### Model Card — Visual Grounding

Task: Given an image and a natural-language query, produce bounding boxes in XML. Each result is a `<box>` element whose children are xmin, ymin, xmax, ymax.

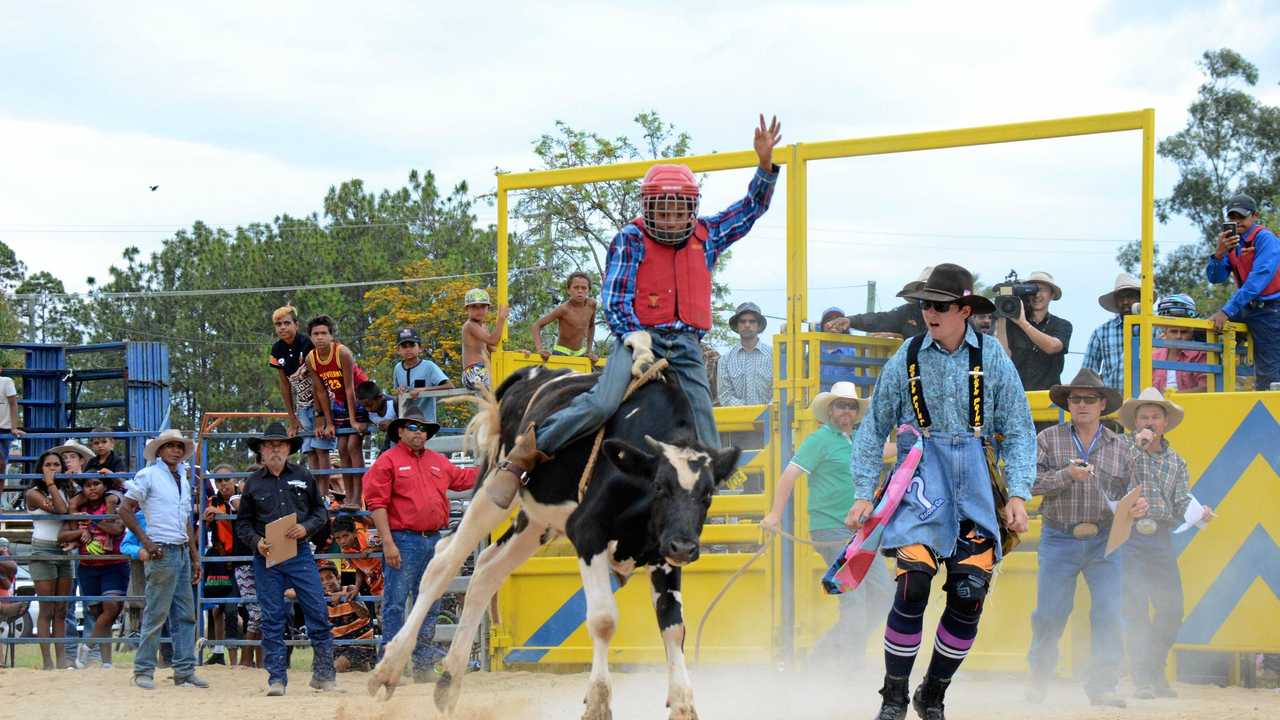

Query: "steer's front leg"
<box><xmin>650</xmin><ymin>564</ymin><xmax>697</xmax><ymax>720</ymax></box>
<box><xmin>578</xmin><ymin>549</ymin><xmax>618</xmax><ymax>720</ymax></box>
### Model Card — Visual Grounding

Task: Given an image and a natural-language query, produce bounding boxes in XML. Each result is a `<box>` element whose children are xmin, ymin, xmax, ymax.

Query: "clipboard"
<box><xmin>1104</xmin><ymin>487</ymin><xmax>1141</xmax><ymax>557</ymax></box>
<box><xmin>264</xmin><ymin>513</ymin><xmax>298</xmax><ymax>568</ymax></box>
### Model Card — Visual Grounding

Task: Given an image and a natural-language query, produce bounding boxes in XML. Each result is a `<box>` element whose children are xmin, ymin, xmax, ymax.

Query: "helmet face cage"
<box><xmin>1156</xmin><ymin>295</ymin><xmax>1198</xmax><ymax>318</ymax></box>
<box><xmin>642</xmin><ymin>192</ymin><xmax>700</xmax><ymax>245</ymax></box>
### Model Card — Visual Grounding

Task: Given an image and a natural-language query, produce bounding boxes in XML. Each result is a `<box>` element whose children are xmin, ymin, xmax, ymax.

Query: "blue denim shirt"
<box><xmin>125</xmin><ymin>459</ymin><xmax>193</xmax><ymax>545</ymax></box>
<box><xmin>851</xmin><ymin>326</ymin><xmax>1035</xmax><ymax>501</ymax></box>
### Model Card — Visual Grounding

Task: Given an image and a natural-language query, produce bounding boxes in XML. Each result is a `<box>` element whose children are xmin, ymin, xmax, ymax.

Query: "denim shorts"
<box><xmin>28</xmin><ymin>540</ymin><xmax>74</xmax><ymax>582</ymax></box>
<box><xmin>78</xmin><ymin>561</ymin><xmax>130</xmax><ymax>599</ymax></box>
<box><xmin>298</xmin><ymin>404</ymin><xmax>336</xmax><ymax>452</ymax></box>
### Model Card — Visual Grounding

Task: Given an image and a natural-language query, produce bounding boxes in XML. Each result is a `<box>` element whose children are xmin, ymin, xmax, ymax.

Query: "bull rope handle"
<box><xmin>573</xmin><ymin>358</ymin><xmax>670</xmax><ymax>501</ymax></box>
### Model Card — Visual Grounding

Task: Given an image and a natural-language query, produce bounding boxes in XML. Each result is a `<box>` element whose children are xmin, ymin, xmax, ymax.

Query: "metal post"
<box><xmin>866</xmin><ymin>280</ymin><xmax>876</xmax><ymax>313</ymax></box>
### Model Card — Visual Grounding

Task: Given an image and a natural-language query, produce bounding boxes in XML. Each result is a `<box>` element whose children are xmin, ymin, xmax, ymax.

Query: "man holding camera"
<box><xmin>994</xmin><ymin>271</ymin><xmax>1073</xmax><ymax>391</ymax></box>
<box><xmin>1206</xmin><ymin>193</ymin><xmax>1280</xmax><ymax>390</ymax></box>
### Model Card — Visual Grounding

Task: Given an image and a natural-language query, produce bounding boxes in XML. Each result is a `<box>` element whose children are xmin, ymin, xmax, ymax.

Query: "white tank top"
<box><xmin>30</xmin><ymin>507</ymin><xmax>63</xmax><ymax>543</ymax></box>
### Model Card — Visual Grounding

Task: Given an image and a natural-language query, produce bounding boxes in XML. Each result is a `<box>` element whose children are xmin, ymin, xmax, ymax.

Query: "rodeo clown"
<box><xmin>488</xmin><ymin>115</ymin><xmax>783</xmax><ymax>500</ymax></box>
<box><xmin>847</xmin><ymin>264</ymin><xmax>1034</xmax><ymax>720</ymax></box>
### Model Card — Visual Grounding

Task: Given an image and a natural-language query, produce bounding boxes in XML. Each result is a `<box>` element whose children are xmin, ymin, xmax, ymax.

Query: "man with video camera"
<box><xmin>994</xmin><ymin>271</ymin><xmax>1073</xmax><ymax>390</ymax></box>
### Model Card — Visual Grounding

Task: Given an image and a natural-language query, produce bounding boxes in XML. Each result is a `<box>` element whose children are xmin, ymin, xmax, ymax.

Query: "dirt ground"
<box><xmin>2</xmin><ymin>664</ymin><xmax>1279</xmax><ymax>720</ymax></box>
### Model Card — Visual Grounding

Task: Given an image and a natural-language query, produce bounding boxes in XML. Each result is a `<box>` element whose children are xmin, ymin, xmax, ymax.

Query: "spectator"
<box><xmin>201</xmin><ymin>466</ymin><xmax>240</xmax><ymax>666</ymax></box>
<box><xmin>460</xmin><ymin>289</ymin><xmax>509</xmax><ymax>392</ymax></box>
<box><xmin>306</xmin><ymin>315</ymin><xmax>369</xmax><ymax>506</ymax></box>
<box><xmin>317</xmin><ymin>561</ymin><xmax>376</xmax><ymax>673</ymax></box>
<box><xmin>1206</xmin><ymin>193</ymin><xmax>1280</xmax><ymax>389</ymax></box>
<box><xmin>718</xmin><ymin>301</ymin><xmax>772</xmax><ymax>406</ymax></box>
<box><xmin>833</xmin><ymin>266</ymin><xmax>932</xmax><ymax>339</ymax></box>
<box><xmin>0</xmin><ymin>538</ymin><xmax>26</xmax><ymax>666</ymax></box>
<box><xmin>1152</xmin><ymin>295</ymin><xmax>1208</xmax><ymax>393</ymax></box>
<box><xmin>1118</xmin><ymin>388</ymin><xmax>1214</xmax><ymax>699</ymax></box>
<box><xmin>64</xmin><ymin>474</ymin><xmax>127</xmax><ymax>669</ymax></box>
<box><xmin>330</xmin><ymin>516</ymin><xmax>383</xmax><ymax>598</ymax></box>
<box><xmin>970</xmin><ymin>312</ymin><xmax>994</xmax><ymax>335</ymax></box>
<box><xmin>84</xmin><ymin>427</ymin><xmax>127</xmax><ymax>481</ymax></box>
<box><xmin>356</xmin><ymin>380</ymin><xmax>397</xmax><ymax>451</ymax></box>
<box><xmin>270</xmin><ymin>305</ymin><xmax>335</xmax><ymax>474</ymax></box>
<box><xmin>762</xmin><ymin>382</ymin><xmax>892</xmax><ymax>667</ymax></box>
<box><xmin>0</xmin><ymin>371</ymin><xmax>24</xmax><ymax>497</ymax></box>
<box><xmin>995</xmin><ymin>271</ymin><xmax>1073</xmax><ymax>390</ymax></box>
<box><xmin>233</xmin><ymin>422</ymin><xmax>335</xmax><ymax>696</ymax></box>
<box><xmin>26</xmin><ymin>450</ymin><xmax>74</xmax><ymax>670</ymax></box>
<box><xmin>1082</xmin><ymin>273</ymin><xmax>1141</xmax><ymax>391</ymax></box>
<box><xmin>701</xmin><ymin>343</ymin><xmax>720</xmax><ymax>404</ymax></box>
<box><xmin>364</xmin><ymin>408</ymin><xmax>478</xmax><ymax>682</ymax></box>
<box><xmin>118</xmin><ymin>430</ymin><xmax>207</xmax><ymax>690</ymax></box>
<box><xmin>532</xmin><ymin>272</ymin><xmax>599</xmax><ymax>362</ymax></box>
<box><xmin>818</xmin><ymin>306</ymin><xmax>859</xmax><ymax>388</ymax></box>
<box><xmin>391</xmin><ymin>327</ymin><xmax>452</xmax><ymax>420</ymax></box>
<box><xmin>53</xmin><ymin>440</ymin><xmax>93</xmax><ymax>485</ymax></box>
<box><xmin>228</xmin><ymin>470</ymin><xmax>263</xmax><ymax>669</ymax></box>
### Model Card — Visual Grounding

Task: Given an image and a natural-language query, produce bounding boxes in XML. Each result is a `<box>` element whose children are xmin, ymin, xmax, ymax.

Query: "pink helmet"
<box><xmin>640</xmin><ymin>164</ymin><xmax>700</xmax><ymax>245</ymax></box>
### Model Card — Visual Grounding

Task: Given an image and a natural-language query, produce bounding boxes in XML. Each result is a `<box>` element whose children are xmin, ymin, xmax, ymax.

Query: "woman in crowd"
<box><xmin>62</xmin><ymin>474</ymin><xmax>128</xmax><ymax>668</ymax></box>
<box><xmin>25</xmin><ymin>450</ymin><xmax>75</xmax><ymax>669</ymax></box>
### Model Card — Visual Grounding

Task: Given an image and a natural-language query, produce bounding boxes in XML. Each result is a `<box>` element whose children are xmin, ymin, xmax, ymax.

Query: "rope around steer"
<box><xmin>575</xmin><ymin>358</ymin><xmax>670</xmax><ymax>501</ymax></box>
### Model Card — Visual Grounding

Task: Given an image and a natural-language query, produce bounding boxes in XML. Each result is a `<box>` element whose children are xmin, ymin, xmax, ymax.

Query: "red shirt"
<box><xmin>363</xmin><ymin>442</ymin><xmax>477</xmax><ymax>532</ymax></box>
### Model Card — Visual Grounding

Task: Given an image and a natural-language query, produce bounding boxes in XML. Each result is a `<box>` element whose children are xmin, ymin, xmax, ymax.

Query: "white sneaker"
<box><xmin>101</xmin><ymin>662</ymin><xmax>113</xmax><ymax>670</ymax></box>
<box><xmin>75</xmin><ymin>644</ymin><xmax>90</xmax><ymax>669</ymax></box>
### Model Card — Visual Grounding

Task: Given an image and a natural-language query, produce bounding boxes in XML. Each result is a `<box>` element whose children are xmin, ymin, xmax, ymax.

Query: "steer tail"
<box><xmin>455</xmin><ymin>384</ymin><xmax>502</xmax><ymax>475</ymax></box>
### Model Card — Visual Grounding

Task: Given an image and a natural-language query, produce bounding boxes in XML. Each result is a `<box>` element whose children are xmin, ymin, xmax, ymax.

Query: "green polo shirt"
<box><xmin>789</xmin><ymin>423</ymin><xmax>858</xmax><ymax>532</ymax></box>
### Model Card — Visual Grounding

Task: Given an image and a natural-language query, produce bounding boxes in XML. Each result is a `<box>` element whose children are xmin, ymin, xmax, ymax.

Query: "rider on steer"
<box><xmin>487</xmin><ymin>115</ymin><xmax>783</xmax><ymax>505</ymax></box>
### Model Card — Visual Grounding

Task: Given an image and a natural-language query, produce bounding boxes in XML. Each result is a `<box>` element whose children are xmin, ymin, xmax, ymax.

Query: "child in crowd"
<box><xmin>531</xmin><ymin>272</ymin><xmax>598</xmax><ymax>362</ymax></box>
<box><xmin>1151</xmin><ymin>294</ymin><xmax>1208</xmax><ymax>393</ymax></box>
<box><xmin>85</xmin><ymin>428</ymin><xmax>127</xmax><ymax>481</ymax></box>
<box><xmin>356</xmin><ymin>380</ymin><xmax>397</xmax><ymax>452</ymax></box>
<box><xmin>201</xmin><ymin>466</ymin><xmax>241</xmax><ymax>666</ymax></box>
<box><xmin>317</xmin><ymin>561</ymin><xmax>376</xmax><ymax>672</ymax></box>
<box><xmin>460</xmin><ymin>289</ymin><xmax>508</xmax><ymax>392</ymax></box>
<box><xmin>306</xmin><ymin>315</ymin><xmax>369</xmax><ymax>506</ymax></box>
<box><xmin>392</xmin><ymin>327</ymin><xmax>452</xmax><ymax>419</ymax></box>
<box><xmin>331</xmin><ymin>516</ymin><xmax>384</xmax><ymax>599</ymax></box>
<box><xmin>63</xmin><ymin>474</ymin><xmax>128</xmax><ymax>668</ymax></box>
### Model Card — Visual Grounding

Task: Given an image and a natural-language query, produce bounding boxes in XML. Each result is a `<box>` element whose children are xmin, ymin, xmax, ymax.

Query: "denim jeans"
<box><xmin>252</xmin><ymin>545</ymin><xmax>335</xmax><ymax>687</ymax></box>
<box><xmin>1120</xmin><ymin>529</ymin><xmax>1183</xmax><ymax>687</ymax></box>
<box><xmin>535</xmin><ymin>331</ymin><xmax>719</xmax><ymax>453</ymax></box>
<box><xmin>134</xmin><ymin>544</ymin><xmax>197</xmax><ymax>679</ymax></box>
<box><xmin>381</xmin><ymin>530</ymin><xmax>445</xmax><ymax>672</ymax></box>
<box><xmin>1027</xmin><ymin>526</ymin><xmax>1123</xmax><ymax>695</ymax></box>
<box><xmin>811</xmin><ymin>527</ymin><xmax>894</xmax><ymax>667</ymax></box>
<box><xmin>1239</xmin><ymin>301</ymin><xmax>1280</xmax><ymax>389</ymax></box>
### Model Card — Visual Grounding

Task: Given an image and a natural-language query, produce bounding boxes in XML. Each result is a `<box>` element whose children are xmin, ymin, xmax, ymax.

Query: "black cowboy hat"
<box><xmin>1048</xmin><ymin>368</ymin><xmax>1123</xmax><ymax>416</ymax></box>
<box><xmin>245</xmin><ymin>421</ymin><xmax>304</xmax><ymax>456</ymax></box>
<box><xmin>387</xmin><ymin>408</ymin><xmax>441</xmax><ymax>444</ymax></box>
<box><xmin>898</xmin><ymin>263</ymin><xmax>996</xmax><ymax>314</ymax></box>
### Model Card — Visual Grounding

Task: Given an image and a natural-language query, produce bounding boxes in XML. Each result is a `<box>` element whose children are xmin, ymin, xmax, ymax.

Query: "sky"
<box><xmin>2</xmin><ymin>0</ymin><xmax>1279</xmax><ymax>369</ymax></box>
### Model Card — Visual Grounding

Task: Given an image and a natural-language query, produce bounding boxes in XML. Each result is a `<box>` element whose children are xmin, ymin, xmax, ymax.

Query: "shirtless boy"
<box><xmin>532</xmin><ymin>272</ymin><xmax>598</xmax><ymax>362</ymax></box>
<box><xmin>460</xmin><ymin>289</ymin><xmax>508</xmax><ymax>391</ymax></box>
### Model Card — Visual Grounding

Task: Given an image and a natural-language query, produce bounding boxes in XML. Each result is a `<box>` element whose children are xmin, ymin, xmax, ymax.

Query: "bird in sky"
<box><xmin>149</xmin><ymin>185</ymin><xmax>159</xmax><ymax>191</ymax></box>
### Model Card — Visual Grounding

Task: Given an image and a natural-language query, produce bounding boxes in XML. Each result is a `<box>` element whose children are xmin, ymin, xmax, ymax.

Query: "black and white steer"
<box><xmin>367</xmin><ymin>357</ymin><xmax>740</xmax><ymax>720</ymax></box>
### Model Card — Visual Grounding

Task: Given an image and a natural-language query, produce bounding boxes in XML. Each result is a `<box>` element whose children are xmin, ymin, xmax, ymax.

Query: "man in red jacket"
<box><xmin>363</xmin><ymin>408</ymin><xmax>477</xmax><ymax>682</ymax></box>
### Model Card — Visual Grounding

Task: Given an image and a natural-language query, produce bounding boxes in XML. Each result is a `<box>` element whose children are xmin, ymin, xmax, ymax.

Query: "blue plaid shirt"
<box><xmin>602</xmin><ymin>166</ymin><xmax>779</xmax><ymax>338</ymax></box>
<box><xmin>1082</xmin><ymin>315</ymin><xmax>1126</xmax><ymax>390</ymax></box>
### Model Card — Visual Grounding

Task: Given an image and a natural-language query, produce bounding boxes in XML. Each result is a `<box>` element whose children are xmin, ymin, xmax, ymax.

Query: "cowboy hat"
<box><xmin>810</xmin><ymin>381</ymin><xmax>867</xmax><ymax>425</ymax></box>
<box><xmin>728</xmin><ymin>302</ymin><xmax>767</xmax><ymax>333</ymax></box>
<box><xmin>899</xmin><ymin>263</ymin><xmax>996</xmax><ymax>314</ymax></box>
<box><xmin>1118</xmin><ymin>387</ymin><xmax>1184</xmax><ymax>433</ymax></box>
<box><xmin>898</xmin><ymin>265</ymin><xmax>935</xmax><ymax>296</ymax></box>
<box><xmin>143</xmin><ymin>429</ymin><xmax>195</xmax><ymax>463</ymax></box>
<box><xmin>1098</xmin><ymin>273</ymin><xmax>1141</xmax><ymax>314</ymax></box>
<box><xmin>50</xmin><ymin>440</ymin><xmax>94</xmax><ymax>462</ymax></box>
<box><xmin>387</xmin><ymin>407</ymin><xmax>441</xmax><ymax>444</ymax></box>
<box><xmin>1048</xmin><ymin>368</ymin><xmax>1123</xmax><ymax>416</ymax></box>
<box><xmin>245</xmin><ymin>421</ymin><xmax>304</xmax><ymax>456</ymax></box>
<box><xmin>1026</xmin><ymin>271</ymin><xmax>1062</xmax><ymax>301</ymax></box>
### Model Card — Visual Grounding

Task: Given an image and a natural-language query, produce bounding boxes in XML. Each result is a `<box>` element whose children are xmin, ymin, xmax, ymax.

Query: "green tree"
<box><xmin>14</xmin><ymin>271</ymin><xmax>83</xmax><ymax>344</ymax></box>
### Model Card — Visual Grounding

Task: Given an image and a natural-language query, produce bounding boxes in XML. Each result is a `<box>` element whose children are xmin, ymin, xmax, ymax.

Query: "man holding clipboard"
<box><xmin>234</xmin><ymin>422</ymin><xmax>335</xmax><ymax>696</ymax></box>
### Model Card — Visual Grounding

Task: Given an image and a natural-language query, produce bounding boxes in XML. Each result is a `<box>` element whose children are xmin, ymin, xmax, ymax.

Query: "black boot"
<box><xmin>911</xmin><ymin>675</ymin><xmax>950</xmax><ymax>720</ymax></box>
<box><xmin>874</xmin><ymin>675</ymin><xmax>910</xmax><ymax>720</ymax></box>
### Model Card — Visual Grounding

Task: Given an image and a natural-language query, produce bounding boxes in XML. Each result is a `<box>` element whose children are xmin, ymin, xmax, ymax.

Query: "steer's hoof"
<box><xmin>668</xmin><ymin>687</ymin><xmax>698</xmax><ymax>720</ymax></box>
<box><xmin>366</xmin><ymin>668</ymin><xmax>400</xmax><ymax>700</ymax></box>
<box><xmin>582</xmin><ymin>680</ymin><xmax>613</xmax><ymax>720</ymax></box>
<box><xmin>434</xmin><ymin>670</ymin><xmax>462</xmax><ymax>714</ymax></box>
<box><xmin>669</xmin><ymin>706</ymin><xmax>699</xmax><ymax>720</ymax></box>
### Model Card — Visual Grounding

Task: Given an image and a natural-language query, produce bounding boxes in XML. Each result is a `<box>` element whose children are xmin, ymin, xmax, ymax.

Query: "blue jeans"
<box><xmin>252</xmin><ymin>545</ymin><xmax>335</xmax><ymax>686</ymax></box>
<box><xmin>134</xmin><ymin>544</ymin><xmax>197</xmax><ymax>679</ymax></box>
<box><xmin>1027</xmin><ymin>526</ymin><xmax>1124</xmax><ymax>695</ymax></box>
<box><xmin>298</xmin><ymin>405</ymin><xmax>337</xmax><ymax>452</ymax></box>
<box><xmin>1120</xmin><ymin>529</ymin><xmax>1183</xmax><ymax>687</ymax></box>
<box><xmin>536</xmin><ymin>331</ymin><xmax>719</xmax><ymax>453</ymax></box>
<box><xmin>381</xmin><ymin>530</ymin><xmax>445</xmax><ymax>672</ymax></box>
<box><xmin>811</xmin><ymin>527</ymin><xmax>894</xmax><ymax>666</ymax></box>
<box><xmin>1239</xmin><ymin>301</ymin><xmax>1280</xmax><ymax>389</ymax></box>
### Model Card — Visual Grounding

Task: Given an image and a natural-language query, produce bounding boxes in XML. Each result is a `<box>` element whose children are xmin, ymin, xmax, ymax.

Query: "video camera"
<box><xmin>992</xmin><ymin>270</ymin><xmax>1039</xmax><ymax>319</ymax></box>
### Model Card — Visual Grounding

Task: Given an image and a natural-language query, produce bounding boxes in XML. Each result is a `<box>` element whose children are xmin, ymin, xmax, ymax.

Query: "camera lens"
<box><xmin>995</xmin><ymin>295</ymin><xmax>1022</xmax><ymax>318</ymax></box>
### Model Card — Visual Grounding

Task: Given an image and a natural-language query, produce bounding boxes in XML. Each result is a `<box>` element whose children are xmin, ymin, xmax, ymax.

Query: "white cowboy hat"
<box><xmin>50</xmin><ymin>440</ymin><xmax>94</xmax><ymax>462</ymax></box>
<box><xmin>144</xmin><ymin>429</ymin><xmax>195</xmax><ymax>463</ymax></box>
<box><xmin>1026</xmin><ymin>271</ymin><xmax>1063</xmax><ymax>301</ymax></box>
<box><xmin>1098</xmin><ymin>272</ymin><xmax>1141</xmax><ymax>314</ymax></box>
<box><xmin>810</xmin><ymin>381</ymin><xmax>867</xmax><ymax>425</ymax></box>
<box><xmin>1118</xmin><ymin>387</ymin><xmax>1184</xmax><ymax>433</ymax></box>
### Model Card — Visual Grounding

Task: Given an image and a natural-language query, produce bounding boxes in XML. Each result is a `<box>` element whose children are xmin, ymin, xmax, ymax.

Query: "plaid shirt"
<box><xmin>1127</xmin><ymin>435</ymin><xmax>1192</xmax><ymax>524</ymax></box>
<box><xmin>718</xmin><ymin>342</ymin><xmax>772</xmax><ymax>406</ymax></box>
<box><xmin>1033</xmin><ymin>422</ymin><xmax>1133</xmax><ymax>526</ymax></box>
<box><xmin>1082</xmin><ymin>315</ymin><xmax>1127</xmax><ymax>390</ymax></box>
<box><xmin>602</xmin><ymin>166</ymin><xmax>779</xmax><ymax>338</ymax></box>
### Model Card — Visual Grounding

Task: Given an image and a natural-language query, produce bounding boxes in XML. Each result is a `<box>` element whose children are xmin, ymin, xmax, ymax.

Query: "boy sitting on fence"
<box><xmin>460</xmin><ymin>289</ymin><xmax>508</xmax><ymax>391</ymax></box>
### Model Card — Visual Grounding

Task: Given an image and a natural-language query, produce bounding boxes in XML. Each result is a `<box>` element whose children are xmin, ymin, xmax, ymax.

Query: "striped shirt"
<box><xmin>1082</xmin><ymin>315</ymin><xmax>1127</xmax><ymax>390</ymax></box>
<box><xmin>1127</xmin><ymin>435</ymin><xmax>1191</xmax><ymax>524</ymax></box>
<box><xmin>602</xmin><ymin>166</ymin><xmax>779</xmax><ymax>338</ymax></box>
<box><xmin>1032</xmin><ymin>422</ymin><xmax>1133</xmax><ymax>527</ymax></box>
<box><xmin>718</xmin><ymin>342</ymin><xmax>773</xmax><ymax>406</ymax></box>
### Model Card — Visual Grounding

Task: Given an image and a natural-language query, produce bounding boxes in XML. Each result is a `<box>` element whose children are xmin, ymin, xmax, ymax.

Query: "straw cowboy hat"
<box><xmin>50</xmin><ymin>440</ymin><xmax>94</xmax><ymax>462</ymax></box>
<box><xmin>387</xmin><ymin>407</ymin><xmax>441</xmax><ymax>444</ymax></box>
<box><xmin>143</xmin><ymin>429</ymin><xmax>195</xmax><ymax>463</ymax></box>
<box><xmin>1048</xmin><ymin>368</ymin><xmax>1123</xmax><ymax>415</ymax></box>
<box><xmin>245</xmin><ymin>421</ymin><xmax>304</xmax><ymax>456</ymax></box>
<box><xmin>1118</xmin><ymin>387</ymin><xmax>1184</xmax><ymax>433</ymax></box>
<box><xmin>1098</xmin><ymin>273</ymin><xmax>1141</xmax><ymax>314</ymax></box>
<box><xmin>899</xmin><ymin>263</ymin><xmax>996</xmax><ymax>314</ymax></box>
<box><xmin>810</xmin><ymin>381</ymin><xmax>868</xmax><ymax>425</ymax></box>
<box><xmin>728</xmin><ymin>302</ymin><xmax>767</xmax><ymax>333</ymax></box>
<box><xmin>1026</xmin><ymin>271</ymin><xmax>1063</xmax><ymax>301</ymax></box>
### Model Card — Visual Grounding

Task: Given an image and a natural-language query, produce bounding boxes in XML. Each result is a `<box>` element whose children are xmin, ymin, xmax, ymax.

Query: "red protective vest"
<box><xmin>1226</xmin><ymin>224</ymin><xmax>1280</xmax><ymax>297</ymax></box>
<box><xmin>631</xmin><ymin>219</ymin><xmax>713</xmax><ymax>331</ymax></box>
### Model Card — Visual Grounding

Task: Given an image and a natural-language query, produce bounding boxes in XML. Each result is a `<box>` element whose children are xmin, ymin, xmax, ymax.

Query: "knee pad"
<box><xmin>945</xmin><ymin>573</ymin><xmax>988</xmax><ymax>612</ymax></box>
<box><xmin>896</xmin><ymin>570</ymin><xmax>933</xmax><ymax>605</ymax></box>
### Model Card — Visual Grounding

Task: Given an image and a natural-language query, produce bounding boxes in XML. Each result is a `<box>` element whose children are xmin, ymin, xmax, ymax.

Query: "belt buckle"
<box><xmin>1071</xmin><ymin>522</ymin><xmax>1099</xmax><ymax>539</ymax></box>
<box><xmin>1135</xmin><ymin>519</ymin><xmax>1158</xmax><ymax>536</ymax></box>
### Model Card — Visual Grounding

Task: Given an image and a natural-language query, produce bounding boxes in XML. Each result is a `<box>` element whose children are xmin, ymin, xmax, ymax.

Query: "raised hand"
<box><xmin>754</xmin><ymin>114</ymin><xmax>782</xmax><ymax>170</ymax></box>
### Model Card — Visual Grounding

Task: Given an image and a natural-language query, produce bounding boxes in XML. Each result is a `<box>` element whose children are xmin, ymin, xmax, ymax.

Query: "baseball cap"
<box><xmin>396</xmin><ymin>328</ymin><xmax>421</xmax><ymax>345</ymax></box>
<box><xmin>1226</xmin><ymin>194</ymin><xmax>1257</xmax><ymax>218</ymax></box>
<box><xmin>464</xmin><ymin>288</ymin><xmax>491</xmax><ymax>307</ymax></box>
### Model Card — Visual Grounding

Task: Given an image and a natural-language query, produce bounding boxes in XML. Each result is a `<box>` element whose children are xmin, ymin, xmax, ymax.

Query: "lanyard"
<box><xmin>1070</xmin><ymin>427</ymin><xmax>1099</xmax><ymax>463</ymax></box>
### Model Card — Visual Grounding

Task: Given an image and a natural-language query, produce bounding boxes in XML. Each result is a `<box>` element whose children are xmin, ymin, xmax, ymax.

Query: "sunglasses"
<box><xmin>401</xmin><ymin>422</ymin><xmax>431</xmax><ymax>433</ymax></box>
<box><xmin>831</xmin><ymin>400</ymin><xmax>860</xmax><ymax>411</ymax></box>
<box><xmin>916</xmin><ymin>299</ymin><xmax>955</xmax><ymax>313</ymax></box>
<box><xmin>1068</xmin><ymin>395</ymin><xmax>1103</xmax><ymax>405</ymax></box>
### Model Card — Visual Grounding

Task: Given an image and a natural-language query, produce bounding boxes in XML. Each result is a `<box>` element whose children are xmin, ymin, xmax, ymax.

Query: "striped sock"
<box><xmin>926</xmin><ymin>601</ymin><xmax>981</xmax><ymax>681</ymax></box>
<box><xmin>883</xmin><ymin>591</ymin><xmax>926</xmax><ymax>678</ymax></box>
